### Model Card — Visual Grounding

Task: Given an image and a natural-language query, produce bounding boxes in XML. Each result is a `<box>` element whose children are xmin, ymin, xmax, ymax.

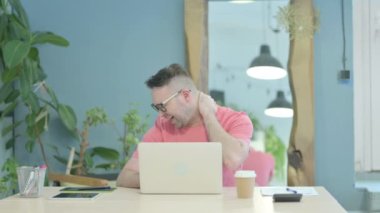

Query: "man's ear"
<box><xmin>182</xmin><ymin>89</ymin><xmax>192</xmax><ymax>101</ymax></box>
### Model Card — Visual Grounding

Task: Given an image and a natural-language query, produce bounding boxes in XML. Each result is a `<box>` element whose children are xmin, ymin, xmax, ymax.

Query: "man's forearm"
<box><xmin>116</xmin><ymin>169</ymin><xmax>140</xmax><ymax>188</ymax></box>
<box><xmin>202</xmin><ymin>113</ymin><xmax>249</xmax><ymax>170</ymax></box>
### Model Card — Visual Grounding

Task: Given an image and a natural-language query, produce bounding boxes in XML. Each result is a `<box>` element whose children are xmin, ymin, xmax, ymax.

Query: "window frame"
<box><xmin>353</xmin><ymin>0</ymin><xmax>380</xmax><ymax>172</ymax></box>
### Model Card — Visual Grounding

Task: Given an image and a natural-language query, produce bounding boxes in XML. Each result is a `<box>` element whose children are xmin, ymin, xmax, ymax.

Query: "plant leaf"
<box><xmin>95</xmin><ymin>163</ymin><xmax>116</xmax><ymax>170</ymax></box>
<box><xmin>0</xmin><ymin>14</ymin><xmax>8</xmax><ymax>41</ymax></box>
<box><xmin>31</xmin><ymin>32</ymin><xmax>69</xmax><ymax>47</ymax></box>
<box><xmin>19</xmin><ymin>64</ymin><xmax>32</xmax><ymax>100</ymax></box>
<box><xmin>25</xmin><ymin>93</ymin><xmax>40</xmax><ymax>113</ymax></box>
<box><xmin>44</xmin><ymin>84</ymin><xmax>58</xmax><ymax>106</ymax></box>
<box><xmin>3</xmin><ymin>40</ymin><xmax>31</xmax><ymax>69</ymax></box>
<box><xmin>9</xmin><ymin>14</ymin><xmax>30</xmax><ymax>40</ymax></box>
<box><xmin>25</xmin><ymin>140</ymin><xmax>34</xmax><ymax>153</ymax></box>
<box><xmin>91</xmin><ymin>147</ymin><xmax>120</xmax><ymax>161</ymax></box>
<box><xmin>1</xmin><ymin>66</ymin><xmax>21</xmax><ymax>83</ymax></box>
<box><xmin>58</xmin><ymin>104</ymin><xmax>77</xmax><ymax>132</ymax></box>
<box><xmin>8</xmin><ymin>0</ymin><xmax>30</xmax><ymax>28</ymax></box>
<box><xmin>0</xmin><ymin>83</ymin><xmax>13</xmax><ymax>103</ymax></box>
<box><xmin>25</xmin><ymin>110</ymin><xmax>46</xmax><ymax>139</ymax></box>
<box><xmin>5</xmin><ymin>138</ymin><xmax>15</xmax><ymax>150</ymax></box>
<box><xmin>1</xmin><ymin>102</ymin><xmax>17</xmax><ymax>118</ymax></box>
<box><xmin>1</xmin><ymin>120</ymin><xmax>22</xmax><ymax>137</ymax></box>
<box><xmin>53</xmin><ymin>155</ymin><xmax>68</xmax><ymax>165</ymax></box>
<box><xmin>4</xmin><ymin>89</ymin><xmax>20</xmax><ymax>103</ymax></box>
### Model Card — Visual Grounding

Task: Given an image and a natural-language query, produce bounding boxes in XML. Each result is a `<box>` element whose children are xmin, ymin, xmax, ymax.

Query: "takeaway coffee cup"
<box><xmin>17</xmin><ymin>165</ymin><xmax>47</xmax><ymax>198</ymax></box>
<box><xmin>235</xmin><ymin>170</ymin><xmax>256</xmax><ymax>199</ymax></box>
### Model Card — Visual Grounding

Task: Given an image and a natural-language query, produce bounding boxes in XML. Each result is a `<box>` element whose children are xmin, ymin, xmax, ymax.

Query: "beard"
<box><xmin>167</xmin><ymin>106</ymin><xmax>194</xmax><ymax>129</ymax></box>
<box><xmin>170</xmin><ymin>116</ymin><xmax>185</xmax><ymax>129</ymax></box>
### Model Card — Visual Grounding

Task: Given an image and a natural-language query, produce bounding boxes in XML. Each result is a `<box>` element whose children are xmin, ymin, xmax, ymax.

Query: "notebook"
<box><xmin>138</xmin><ymin>142</ymin><xmax>223</xmax><ymax>194</ymax></box>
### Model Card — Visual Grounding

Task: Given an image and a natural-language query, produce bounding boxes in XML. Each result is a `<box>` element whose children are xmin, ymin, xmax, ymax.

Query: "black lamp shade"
<box><xmin>264</xmin><ymin>90</ymin><xmax>293</xmax><ymax>118</ymax></box>
<box><xmin>246</xmin><ymin>44</ymin><xmax>287</xmax><ymax>80</ymax></box>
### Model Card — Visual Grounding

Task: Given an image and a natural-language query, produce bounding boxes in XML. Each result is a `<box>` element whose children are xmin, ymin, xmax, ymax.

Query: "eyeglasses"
<box><xmin>151</xmin><ymin>90</ymin><xmax>182</xmax><ymax>112</ymax></box>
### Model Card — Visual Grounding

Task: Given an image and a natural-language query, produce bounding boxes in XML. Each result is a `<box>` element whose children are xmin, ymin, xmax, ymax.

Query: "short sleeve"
<box><xmin>218</xmin><ymin>108</ymin><xmax>253</xmax><ymax>144</ymax></box>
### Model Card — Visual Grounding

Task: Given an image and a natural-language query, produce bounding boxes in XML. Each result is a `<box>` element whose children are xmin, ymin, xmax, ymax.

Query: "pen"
<box><xmin>286</xmin><ymin>187</ymin><xmax>298</xmax><ymax>194</ymax></box>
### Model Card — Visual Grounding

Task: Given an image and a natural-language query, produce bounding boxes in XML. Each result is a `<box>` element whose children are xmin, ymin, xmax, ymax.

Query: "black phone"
<box><xmin>273</xmin><ymin>193</ymin><xmax>302</xmax><ymax>202</ymax></box>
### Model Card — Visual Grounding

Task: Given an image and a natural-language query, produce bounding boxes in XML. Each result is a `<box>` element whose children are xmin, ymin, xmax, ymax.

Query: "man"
<box><xmin>116</xmin><ymin>64</ymin><xmax>253</xmax><ymax>187</ymax></box>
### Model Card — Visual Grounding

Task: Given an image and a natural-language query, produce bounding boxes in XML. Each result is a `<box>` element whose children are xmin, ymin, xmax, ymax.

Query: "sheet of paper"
<box><xmin>260</xmin><ymin>187</ymin><xmax>319</xmax><ymax>196</ymax></box>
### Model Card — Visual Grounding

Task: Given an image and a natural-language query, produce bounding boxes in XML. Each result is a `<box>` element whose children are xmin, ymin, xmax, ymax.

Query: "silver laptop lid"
<box><xmin>139</xmin><ymin>142</ymin><xmax>222</xmax><ymax>194</ymax></box>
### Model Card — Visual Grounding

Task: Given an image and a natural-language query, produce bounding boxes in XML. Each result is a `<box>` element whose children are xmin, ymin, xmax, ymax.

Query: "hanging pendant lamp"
<box><xmin>264</xmin><ymin>90</ymin><xmax>293</xmax><ymax>118</ymax></box>
<box><xmin>246</xmin><ymin>44</ymin><xmax>287</xmax><ymax>80</ymax></box>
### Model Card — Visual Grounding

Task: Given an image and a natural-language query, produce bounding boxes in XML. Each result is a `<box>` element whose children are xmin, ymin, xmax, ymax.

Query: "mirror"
<box><xmin>208</xmin><ymin>0</ymin><xmax>291</xmax><ymax>186</ymax></box>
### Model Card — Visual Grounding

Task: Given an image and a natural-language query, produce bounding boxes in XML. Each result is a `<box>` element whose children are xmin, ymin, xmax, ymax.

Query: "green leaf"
<box><xmin>44</xmin><ymin>84</ymin><xmax>58</xmax><ymax>106</ymax></box>
<box><xmin>90</xmin><ymin>147</ymin><xmax>120</xmax><ymax>161</ymax></box>
<box><xmin>84</xmin><ymin>152</ymin><xmax>94</xmax><ymax>170</ymax></box>
<box><xmin>85</xmin><ymin>107</ymin><xmax>108</xmax><ymax>127</ymax></box>
<box><xmin>8</xmin><ymin>0</ymin><xmax>30</xmax><ymax>28</ymax></box>
<box><xmin>28</xmin><ymin>47</ymin><xmax>39</xmax><ymax>61</ymax></box>
<box><xmin>0</xmin><ymin>83</ymin><xmax>13</xmax><ymax>103</ymax></box>
<box><xmin>1</xmin><ymin>66</ymin><xmax>20</xmax><ymax>84</ymax></box>
<box><xmin>58</xmin><ymin>104</ymin><xmax>77</xmax><ymax>132</ymax></box>
<box><xmin>22</xmin><ymin>59</ymin><xmax>34</xmax><ymax>85</ymax></box>
<box><xmin>1</xmin><ymin>120</ymin><xmax>22</xmax><ymax>137</ymax></box>
<box><xmin>4</xmin><ymin>89</ymin><xmax>20</xmax><ymax>103</ymax></box>
<box><xmin>24</xmin><ymin>57</ymin><xmax>39</xmax><ymax>84</ymax></box>
<box><xmin>5</xmin><ymin>138</ymin><xmax>15</xmax><ymax>150</ymax></box>
<box><xmin>94</xmin><ymin>163</ymin><xmax>116</xmax><ymax>170</ymax></box>
<box><xmin>35</xmin><ymin>106</ymin><xmax>48</xmax><ymax>123</ymax></box>
<box><xmin>25</xmin><ymin>140</ymin><xmax>34</xmax><ymax>153</ymax></box>
<box><xmin>2</xmin><ymin>123</ymin><xmax>14</xmax><ymax>137</ymax></box>
<box><xmin>3</xmin><ymin>40</ymin><xmax>31</xmax><ymax>69</ymax></box>
<box><xmin>19</xmin><ymin>64</ymin><xmax>31</xmax><ymax>99</ymax></box>
<box><xmin>26</xmin><ymin>112</ymin><xmax>46</xmax><ymax>139</ymax></box>
<box><xmin>25</xmin><ymin>93</ymin><xmax>40</xmax><ymax>113</ymax></box>
<box><xmin>1</xmin><ymin>102</ymin><xmax>17</xmax><ymax>118</ymax></box>
<box><xmin>53</xmin><ymin>155</ymin><xmax>68</xmax><ymax>165</ymax></box>
<box><xmin>9</xmin><ymin>14</ymin><xmax>30</xmax><ymax>40</ymax></box>
<box><xmin>0</xmin><ymin>14</ymin><xmax>8</xmax><ymax>41</ymax></box>
<box><xmin>25</xmin><ymin>110</ymin><xmax>45</xmax><ymax>139</ymax></box>
<box><xmin>31</xmin><ymin>32</ymin><xmax>69</xmax><ymax>47</ymax></box>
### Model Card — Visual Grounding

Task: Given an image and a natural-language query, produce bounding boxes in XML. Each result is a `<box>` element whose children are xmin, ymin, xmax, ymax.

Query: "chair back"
<box><xmin>241</xmin><ymin>147</ymin><xmax>275</xmax><ymax>186</ymax></box>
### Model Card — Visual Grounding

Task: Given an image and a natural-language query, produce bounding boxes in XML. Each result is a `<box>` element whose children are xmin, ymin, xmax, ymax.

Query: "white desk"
<box><xmin>0</xmin><ymin>187</ymin><xmax>346</xmax><ymax>213</ymax></box>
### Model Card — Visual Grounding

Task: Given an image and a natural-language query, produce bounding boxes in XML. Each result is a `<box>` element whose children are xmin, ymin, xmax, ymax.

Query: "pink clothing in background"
<box><xmin>125</xmin><ymin>106</ymin><xmax>253</xmax><ymax>186</ymax></box>
<box><xmin>242</xmin><ymin>147</ymin><xmax>275</xmax><ymax>186</ymax></box>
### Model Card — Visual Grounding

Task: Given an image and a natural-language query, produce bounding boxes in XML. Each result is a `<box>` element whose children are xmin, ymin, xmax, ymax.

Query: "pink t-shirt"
<box><xmin>125</xmin><ymin>106</ymin><xmax>253</xmax><ymax>186</ymax></box>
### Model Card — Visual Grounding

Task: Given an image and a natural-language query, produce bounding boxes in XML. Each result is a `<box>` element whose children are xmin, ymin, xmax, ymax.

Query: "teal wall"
<box><xmin>7</xmin><ymin>0</ymin><xmax>365</xmax><ymax>210</ymax></box>
<box><xmin>314</xmin><ymin>0</ymin><xmax>364</xmax><ymax>210</ymax></box>
<box><xmin>16</xmin><ymin>0</ymin><xmax>185</xmax><ymax>169</ymax></box>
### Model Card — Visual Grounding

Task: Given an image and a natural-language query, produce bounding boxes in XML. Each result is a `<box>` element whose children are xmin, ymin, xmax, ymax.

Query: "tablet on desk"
<box><xmin>50</xmin><ymin>192</ymin><xmax>100</xmax><ymax>200</ymax></box>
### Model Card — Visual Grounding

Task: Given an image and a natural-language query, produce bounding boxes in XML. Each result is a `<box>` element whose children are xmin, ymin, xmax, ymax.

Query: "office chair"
<box><xmin>241</xmin><ymin>147</ymin><xmax>275</xmax><ymax>186</ymax></box>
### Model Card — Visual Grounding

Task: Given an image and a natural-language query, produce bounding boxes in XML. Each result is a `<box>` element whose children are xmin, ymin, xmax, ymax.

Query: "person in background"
<box><xmin>116</xmin><ymin>63</ymin><xmax>253</xmax><ymax>187</ymax></box>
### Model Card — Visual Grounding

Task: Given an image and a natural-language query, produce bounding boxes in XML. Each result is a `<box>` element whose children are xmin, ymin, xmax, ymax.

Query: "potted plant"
<box><xmin>0</xmin><ymin>0</ymin><xmax>77</xmax><ymax>196</ymax></box>
<box><xmin>53</xmin><ymin>107</ymin><xmax>119</xmax><ymax>176</ymax></box>
<box><xmin>52</xmin><ymin>105</ymin><xmax>149</xmax><ymax>179</ymax></box>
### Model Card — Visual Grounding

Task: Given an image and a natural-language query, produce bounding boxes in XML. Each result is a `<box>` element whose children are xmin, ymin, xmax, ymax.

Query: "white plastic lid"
<box><xmin>234</xmin><ymin>170</ymin><xmax>256</xmax><ymax>178</ymax></box>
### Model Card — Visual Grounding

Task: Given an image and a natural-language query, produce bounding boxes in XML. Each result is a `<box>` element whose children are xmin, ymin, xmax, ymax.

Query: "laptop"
<box><xmin>138</xmin><ymin>142</ymin><xmax>222</xmax><ymax>194</ymax></box>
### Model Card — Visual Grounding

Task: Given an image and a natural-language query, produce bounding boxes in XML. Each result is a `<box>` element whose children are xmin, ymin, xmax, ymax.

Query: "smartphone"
<box><xmin>273</xmin><ymin>193</ymin><xmax>302</xmax><ymax>202</ymax></box>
